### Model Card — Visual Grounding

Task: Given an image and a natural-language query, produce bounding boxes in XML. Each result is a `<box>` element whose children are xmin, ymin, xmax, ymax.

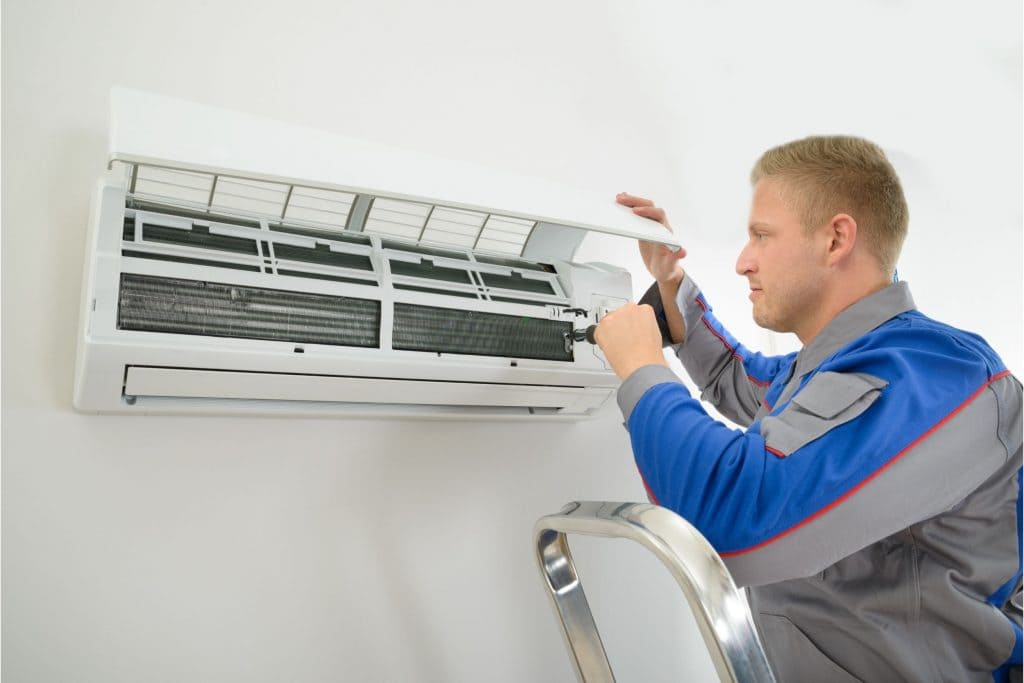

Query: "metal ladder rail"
<box><xmin>534</xmin><ymin>501</ymin><xmax>776</xmax><ymax>683</ymax></box>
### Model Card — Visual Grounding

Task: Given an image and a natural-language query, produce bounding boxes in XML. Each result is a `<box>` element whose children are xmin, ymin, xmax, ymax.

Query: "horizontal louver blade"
<box><xmin>118</xmin><ymin>274</ymin><xmax>380</xmax><ymax>347</ymax></box>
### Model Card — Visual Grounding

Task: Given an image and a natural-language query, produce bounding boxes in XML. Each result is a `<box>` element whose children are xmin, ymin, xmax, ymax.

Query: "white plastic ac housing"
<box><xmin>73</xmin><ymin>88</ymin><xmax>681</xmax><ymax>419</ymax></box>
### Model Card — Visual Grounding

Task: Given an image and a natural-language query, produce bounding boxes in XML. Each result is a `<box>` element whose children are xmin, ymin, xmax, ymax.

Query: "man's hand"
<box><xmin>593</xmin><ymin>303</ymin><xmax>668</xmax><ymax>380</ymax></box>
<box><xmin>617</xmin><ymin>192</ymin><xmax>690</xmax><ymax>344</ymax></box>
<box><xmin>616</xmin><ymin>192</ymin><xmax>687</xmax><ymax>284</ymax></box>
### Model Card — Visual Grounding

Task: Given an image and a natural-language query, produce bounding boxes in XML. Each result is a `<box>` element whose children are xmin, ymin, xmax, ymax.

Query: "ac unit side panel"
<box><xmin>75</xmin><ymin>177</ymin><xmax>132</xmax><ymax>410</ymax></box>
<box><xmin>73</xmin><ymin>340</ymin><xmax>131</xmax><ymax>413</ymax></box>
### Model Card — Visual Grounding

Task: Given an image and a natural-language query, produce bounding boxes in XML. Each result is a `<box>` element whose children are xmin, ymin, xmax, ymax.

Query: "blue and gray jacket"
<box><xmin>621</xmin><ymin>275</ymin><xmax>1022</xmax><ymax>683</ymax></box>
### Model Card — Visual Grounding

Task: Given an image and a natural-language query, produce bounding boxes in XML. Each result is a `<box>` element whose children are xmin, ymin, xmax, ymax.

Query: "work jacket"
<box><xmin>618</xmin><ymin>276</ymin><xmax>1022</xmax><ymax>682</ymax></box>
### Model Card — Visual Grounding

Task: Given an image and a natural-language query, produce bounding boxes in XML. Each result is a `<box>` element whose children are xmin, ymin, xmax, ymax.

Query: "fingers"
<box><xmin>598</xmin><ymin>302</ymin><xmax>656</xmax><ymax>328</ymax></box>
<box><xmin>616</xmin><ymin>192</ymin><xmax>670</xmax><ymax>229</ymax></box>
<box><xmin>639</xmin><ymin>241</ymin><xmax>684</xmax><ymax>257</ymax></box>
<box><xmin>632</xmin><ymin>205</ymin><xmax>668</xmax><ymax>227</ymax></box>
<box><xmin>615</xmin><ymin>192</ymin><xmax>654</xmax><ymax>208</ymax></box>
<box><xmin>592</xmin><ymin>302</ymin><xmax>667</xmax><ymax>379</ymax></box>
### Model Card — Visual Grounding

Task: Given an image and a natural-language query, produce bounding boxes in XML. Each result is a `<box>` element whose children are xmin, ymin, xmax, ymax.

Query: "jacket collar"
<box><xmin>793</xmin><ymin>281</ymin><xmax>916</xmax><ymax>378</ymax></box>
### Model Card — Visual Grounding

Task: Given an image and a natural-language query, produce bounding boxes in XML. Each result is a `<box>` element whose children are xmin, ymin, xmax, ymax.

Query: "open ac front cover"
<box><xmin>72</xmin><ymin>89</ymin><xmax>681</xmax><ymax>420</ymax></box>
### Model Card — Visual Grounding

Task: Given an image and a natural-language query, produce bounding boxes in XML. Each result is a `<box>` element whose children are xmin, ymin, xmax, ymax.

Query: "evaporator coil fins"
<box><xmin>117</xmin><ymin>273</ymin><xmax>380</xmax><ymax>347</ymax></box>
<box><xmin>392</xmin><ymin>303</ymin><xmax>572</xmax><ymax>361</ymax></box>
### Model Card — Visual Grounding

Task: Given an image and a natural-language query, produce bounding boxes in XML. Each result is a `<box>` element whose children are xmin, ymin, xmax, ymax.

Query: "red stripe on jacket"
<box><xmin>721</xmin><ymin>370</ymin><xmax>1013</xmax><ymax>558</ymax></box>
<box><xmin>695</xmin><ymin>297</ymin><xmax>772</xmax><ymax>388</ymax></box>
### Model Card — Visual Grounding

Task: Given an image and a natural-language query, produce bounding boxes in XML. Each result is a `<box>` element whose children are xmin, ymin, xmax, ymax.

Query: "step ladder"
<box><xmin>534</xmin><ymin>501</ymin><xmax>776</xmax><ymax>683</ymax></box>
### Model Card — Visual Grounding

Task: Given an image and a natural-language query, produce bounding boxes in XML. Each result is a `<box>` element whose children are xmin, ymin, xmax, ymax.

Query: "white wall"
<box><xmin>3</xmin><ymin>1</ymin><xmax>1020</xmax><ymax>682</ymax></box>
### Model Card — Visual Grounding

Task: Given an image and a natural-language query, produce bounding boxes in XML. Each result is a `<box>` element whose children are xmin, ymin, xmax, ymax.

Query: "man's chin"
<box><xmin>752</xmin><ymin>311</ymin><xmax>783</xmax><ymax>333</ymax></box>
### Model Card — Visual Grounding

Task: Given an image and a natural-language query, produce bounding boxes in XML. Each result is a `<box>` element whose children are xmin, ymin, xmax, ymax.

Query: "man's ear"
<box><xmin>825</xmin><ymin>213</ymin><xmax>857</xmax><ymax>266</ymax></box>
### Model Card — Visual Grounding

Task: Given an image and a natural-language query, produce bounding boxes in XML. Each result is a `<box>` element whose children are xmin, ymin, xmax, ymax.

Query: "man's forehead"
<box><xmin>751</xmin><ymin>177</ymin><xmax>787</xmax><ymax>203</ymax></box>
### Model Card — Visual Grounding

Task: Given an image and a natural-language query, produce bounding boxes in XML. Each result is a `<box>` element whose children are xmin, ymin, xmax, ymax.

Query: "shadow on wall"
<box><xmin>322</xmin><ymin>417</ymin><xmax>598</xmax><ymax>679</ymax></box>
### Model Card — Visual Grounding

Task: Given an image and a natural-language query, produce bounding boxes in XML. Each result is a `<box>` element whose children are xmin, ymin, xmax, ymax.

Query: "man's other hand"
<box><xmin>616</xmin><ymin>192</ymin><xmax>687</xmax><ymax>285</ymax></box>
<box><xmin>593</xmin><ymin>303</ymin><xmax>668</xmax><ymax>380</ymax></box>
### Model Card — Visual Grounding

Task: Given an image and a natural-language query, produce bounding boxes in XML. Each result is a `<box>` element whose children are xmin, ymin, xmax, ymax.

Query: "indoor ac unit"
<box><xmin>72</xmin><ymin>88</ymin><xmax>680</xmax><ymax>419</ymax></box>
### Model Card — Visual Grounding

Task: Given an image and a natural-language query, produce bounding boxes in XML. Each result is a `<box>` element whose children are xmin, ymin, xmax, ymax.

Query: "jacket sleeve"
<box><xmin>641</xmin><ymin>275</ymin><xmax>795</xmax><ymax>426</ymax></box>
<box><xmin>617</xmin><ymin>322</ymin><xmax>1022</xmax><ymax>588</ymax></box>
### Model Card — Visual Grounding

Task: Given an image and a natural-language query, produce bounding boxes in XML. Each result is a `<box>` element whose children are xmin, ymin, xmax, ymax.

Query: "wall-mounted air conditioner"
<box><xmin>73</xmin><ymin>88</ymin><xmax>680</xmax><ymax>419</ymax></box>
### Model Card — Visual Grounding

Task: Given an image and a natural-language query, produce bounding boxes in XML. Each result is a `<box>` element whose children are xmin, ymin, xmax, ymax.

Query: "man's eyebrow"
<box><xmin>748</xmin><ymin>222</ymin><xmax>770</xmax><ymax>233</ymax></box>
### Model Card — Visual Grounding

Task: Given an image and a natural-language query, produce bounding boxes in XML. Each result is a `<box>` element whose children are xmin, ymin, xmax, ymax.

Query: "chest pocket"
<box><xmin>760</xmin><ymin>371</ymin><xmax>888</xmax><ymax>456</ymax></box>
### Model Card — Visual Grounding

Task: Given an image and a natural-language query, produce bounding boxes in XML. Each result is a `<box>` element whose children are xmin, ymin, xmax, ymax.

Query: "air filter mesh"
<box><xmin>393</xmin><ymin>303</ymin><xmax>571</xmax><ymax>361</ymax></box>
<box><xmin>118</xmin><ymin>273</ymin><xmax>380</xmax><ymax>347</ymax></box>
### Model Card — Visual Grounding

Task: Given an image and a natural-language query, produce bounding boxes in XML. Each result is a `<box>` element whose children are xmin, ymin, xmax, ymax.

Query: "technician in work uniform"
<box><xmin>620</xmin><ymin>275</ymin><xmax>1022</xmax><ymax>682</ymax></box>
<box><xmin>596</xmin><ymin>136</ymin><xmax>1022</xmax><ymax>682</ymax></box>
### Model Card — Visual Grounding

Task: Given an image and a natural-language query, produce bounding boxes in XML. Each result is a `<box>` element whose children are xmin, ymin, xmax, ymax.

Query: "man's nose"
<box><xmin>735</xmin><ymin>244</ymin><xmax>756</xmax><ymax>276</ymax></box>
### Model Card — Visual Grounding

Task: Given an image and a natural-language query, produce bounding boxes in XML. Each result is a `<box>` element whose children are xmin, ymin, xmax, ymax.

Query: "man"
<box><xmin>594</xmin><ymin>136</ymin><xmax>1022</xmax><ymax>682</ymax></box>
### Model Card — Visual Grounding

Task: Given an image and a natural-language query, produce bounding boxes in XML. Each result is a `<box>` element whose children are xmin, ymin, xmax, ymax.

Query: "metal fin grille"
<box><xmin>118</xmin><ymin>274</ymin><xmax>380</xmax><ymax>347</ymax></box>
<box><xmin>393</xmin><ymin>303</ymin><xmax>572</xmax><ymax>361</ymax></box>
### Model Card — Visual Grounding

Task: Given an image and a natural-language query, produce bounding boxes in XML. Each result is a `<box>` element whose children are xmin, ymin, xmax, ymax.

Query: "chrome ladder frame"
<box><xmin>534</xmin><ymin>501</ymin><xmax>776</xmax><ymax>683</ymax></box>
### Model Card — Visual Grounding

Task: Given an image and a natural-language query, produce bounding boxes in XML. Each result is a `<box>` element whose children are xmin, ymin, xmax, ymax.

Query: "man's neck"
<box><xmin>796</xmin><ymin>277</ymin><xmax>891</xmax><ymax>346</ymax></box>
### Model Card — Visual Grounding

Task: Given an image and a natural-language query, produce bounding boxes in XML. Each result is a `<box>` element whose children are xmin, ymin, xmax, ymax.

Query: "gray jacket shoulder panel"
<box><xmin>670</xmin><ymin>274</ymin><xmax>784</xmax><ymax>426</ymax></box>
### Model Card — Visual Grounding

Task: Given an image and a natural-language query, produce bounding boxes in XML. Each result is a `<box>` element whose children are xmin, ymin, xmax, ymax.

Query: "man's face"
<box><xmin>736</xmin><ymin>178</ymin><xmax>829</xmax><ymax>337</ymax></box>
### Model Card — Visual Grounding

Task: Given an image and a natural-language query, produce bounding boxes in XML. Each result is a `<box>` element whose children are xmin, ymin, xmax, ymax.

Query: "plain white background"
<box><xmin>2</xmin><ymin>1</ymin><xmax>1021</xmax><ymax>681</ymax></box>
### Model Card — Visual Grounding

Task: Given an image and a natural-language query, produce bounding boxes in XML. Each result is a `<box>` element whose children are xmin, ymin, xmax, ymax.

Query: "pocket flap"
<box><xmin>792</xmin><ymin>372</ymin><xmax>888</xmax><ymax>419</ymax></box>
<box><xmin>761</xmin><ymin>372</ymin><xmax>888</xmax><ymax>456</ymax></box>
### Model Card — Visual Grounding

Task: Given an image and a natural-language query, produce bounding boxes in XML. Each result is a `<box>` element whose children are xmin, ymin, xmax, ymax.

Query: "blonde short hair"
<box><xmin>751</xmin><ymin>136</ymin><xmax>908</xmax><ymax>275</ymax></box>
